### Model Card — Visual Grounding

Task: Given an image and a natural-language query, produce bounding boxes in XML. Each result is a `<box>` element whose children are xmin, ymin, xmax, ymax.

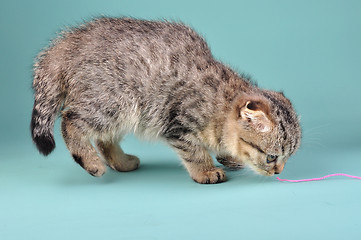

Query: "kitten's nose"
<box><xmin>275</xmin><ymin>164</ymin><xmax>284</xmax><ymax>175</ymax></box>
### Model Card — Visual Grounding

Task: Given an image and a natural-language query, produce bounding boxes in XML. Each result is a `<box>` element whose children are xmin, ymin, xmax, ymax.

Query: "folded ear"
<box><xmin>240</xmin><ymin>100</ymin><xmax>273</xmax><ymax>133</ymax></box>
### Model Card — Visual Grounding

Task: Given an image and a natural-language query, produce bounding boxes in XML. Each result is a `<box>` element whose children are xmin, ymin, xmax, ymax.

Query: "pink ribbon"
<box><xmin>276</xmin><ymin>173</ymin><xmax>361</xmax><ymax>183</ymax></box>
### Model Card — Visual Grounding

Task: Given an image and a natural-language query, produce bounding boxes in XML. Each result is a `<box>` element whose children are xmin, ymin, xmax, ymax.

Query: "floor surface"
<box><xmin>1</xmin><ymin>135</ymin><xmax>361</xmax><ymax>240</ymax></box>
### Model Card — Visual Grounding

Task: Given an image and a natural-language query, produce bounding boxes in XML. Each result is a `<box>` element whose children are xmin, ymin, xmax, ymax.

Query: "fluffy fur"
<box><xmin>31</xmin><ymin>17</ymin><xmax>301</xmax><ymax>183</ymax></box>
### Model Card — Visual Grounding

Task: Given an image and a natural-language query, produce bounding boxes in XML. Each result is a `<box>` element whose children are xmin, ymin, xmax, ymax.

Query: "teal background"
<box><xmin>1</xmin><ymin>0</ymin><xmax>361</xmax><ymax>239</ymax></box>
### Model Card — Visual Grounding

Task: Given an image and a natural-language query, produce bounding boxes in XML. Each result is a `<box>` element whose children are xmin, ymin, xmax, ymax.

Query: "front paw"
<box><xmin>216</xmin><ymin>156</ymin><xmax>244</xmax><ymax>170</ymax></box>
<box><xmin>191</xmin><ymin>168</ymin><xmax>227</xmax><ymax>184</ymax></box>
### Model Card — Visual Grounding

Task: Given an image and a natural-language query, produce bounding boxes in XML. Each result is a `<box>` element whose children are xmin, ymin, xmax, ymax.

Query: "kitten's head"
<box><xmin>223</xmin><ymin>90</ymin><xmax>301</xmax><ymax>176</ymax></box>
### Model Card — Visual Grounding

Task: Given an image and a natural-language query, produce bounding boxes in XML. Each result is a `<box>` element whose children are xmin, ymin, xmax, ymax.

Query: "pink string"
<box><xmin>276</xmin><ymin>173</ymin><xmax>361</xmax><ymax>183</ymax></box>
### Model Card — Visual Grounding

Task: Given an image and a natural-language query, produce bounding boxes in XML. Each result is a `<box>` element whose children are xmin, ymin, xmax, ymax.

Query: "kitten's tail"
<box><xmin>30</xmin><ymin>53</ymin><xmax>65</xmax><ymax>156</ymax></box>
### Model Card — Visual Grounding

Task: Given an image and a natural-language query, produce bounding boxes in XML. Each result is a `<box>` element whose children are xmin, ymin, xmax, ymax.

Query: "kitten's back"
<box><xmin>34</xmin><ymin>18</ymin><xmax>228</xmax><ymax>140</ymax></box>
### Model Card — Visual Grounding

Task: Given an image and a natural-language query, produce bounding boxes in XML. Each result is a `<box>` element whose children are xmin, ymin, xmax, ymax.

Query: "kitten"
<box><xmin>31</xmin><ymin>17</ymin><xmax>301</xmax><ymax>184</ymax></box>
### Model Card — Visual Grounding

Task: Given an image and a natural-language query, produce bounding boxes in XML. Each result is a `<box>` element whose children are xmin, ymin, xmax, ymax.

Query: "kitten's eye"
<box><xmin>266</xmin><ymin>155</ymin><xmax>278</xmax><ymax>163</ymax></box>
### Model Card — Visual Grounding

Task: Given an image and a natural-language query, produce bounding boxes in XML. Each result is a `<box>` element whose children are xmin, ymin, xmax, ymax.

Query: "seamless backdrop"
<box><xmin>1</xmin><ymin>1</ymin><xmax>361</xmax><ymax>240</ymax></box>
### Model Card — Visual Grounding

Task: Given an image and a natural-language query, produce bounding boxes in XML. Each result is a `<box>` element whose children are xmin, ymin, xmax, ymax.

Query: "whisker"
<box><xmin>302</xmin><ymin>123</ymin><xmax>331</xmax><ymax>134</ymax></box>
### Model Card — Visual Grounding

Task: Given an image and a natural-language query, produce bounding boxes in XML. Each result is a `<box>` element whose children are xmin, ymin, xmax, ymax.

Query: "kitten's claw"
<box><xmin>192</xmin><ymin>168</ymin><xmax>227</xmax><ymax>184</ymax></box>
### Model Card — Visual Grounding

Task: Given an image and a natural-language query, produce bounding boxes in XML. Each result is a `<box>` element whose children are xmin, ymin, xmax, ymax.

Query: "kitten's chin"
<box><xmin>260</xmin><ymin>171</ymin><xmax>275</xmax><ymax>177</ymax></box>
<box><xmin>248</xmin><ymin>164</ymin><xmax>275</xmax><ymax>176</ymax></box>
<box><xmin>254</xmin><ymin>169</ymin><xmax>274</xmax><ymax>176</ymax></box>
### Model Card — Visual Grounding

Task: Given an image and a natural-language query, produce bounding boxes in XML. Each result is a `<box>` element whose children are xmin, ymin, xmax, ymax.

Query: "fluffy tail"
<box><xmin>31</xmin><ymin>52</ymin><xmax>65</xmax><ymax>156</ymax></box>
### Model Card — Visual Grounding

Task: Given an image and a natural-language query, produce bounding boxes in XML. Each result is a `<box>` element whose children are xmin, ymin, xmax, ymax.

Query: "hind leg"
<box><xmin>96</xmin><ymin>139</ymin><xmax>140</xmax><ymax>172</ymax></box>
<box><xmin>61</xmin><ymin>117</ymin><xmax>106</xmax><ymax>177</ymax></box>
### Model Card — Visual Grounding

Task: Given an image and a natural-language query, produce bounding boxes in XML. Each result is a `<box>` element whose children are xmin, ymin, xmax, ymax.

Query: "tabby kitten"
<box><xmin>31</xmin><ymin>17</ymin><xmax>301</xmax><ymax>184</ymax></box>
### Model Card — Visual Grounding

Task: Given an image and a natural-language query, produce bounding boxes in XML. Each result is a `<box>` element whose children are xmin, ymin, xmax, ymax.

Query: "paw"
<box><xmin>110</xmin><ymin>154</ymin><xmax>140</xmax><ymax>172</ymax></box>
<box><xmin>87</xmin><ymin>164</ymin><xmax>107</xmax><ymax>177</ymax></box>
<box><xmin>192</xmin><ymin>168</ymin><xmax>227</xmax><ymax>184</ymax></box>
<box><xmin>73</xmin><ymin>154</ymin><xmax>106</xmax><ymax>177</ymax></box>
<box><xmin>216</xmin><ymin>156</ymin><xmax>244</xmax><ymax>170</ymax></box>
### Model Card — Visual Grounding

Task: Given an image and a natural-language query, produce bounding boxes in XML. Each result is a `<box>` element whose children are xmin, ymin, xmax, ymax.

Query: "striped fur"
<box><xmin>31</xmin><ymin>17</ymin><xmax>301</xmax><ymax>183</ymax></box>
